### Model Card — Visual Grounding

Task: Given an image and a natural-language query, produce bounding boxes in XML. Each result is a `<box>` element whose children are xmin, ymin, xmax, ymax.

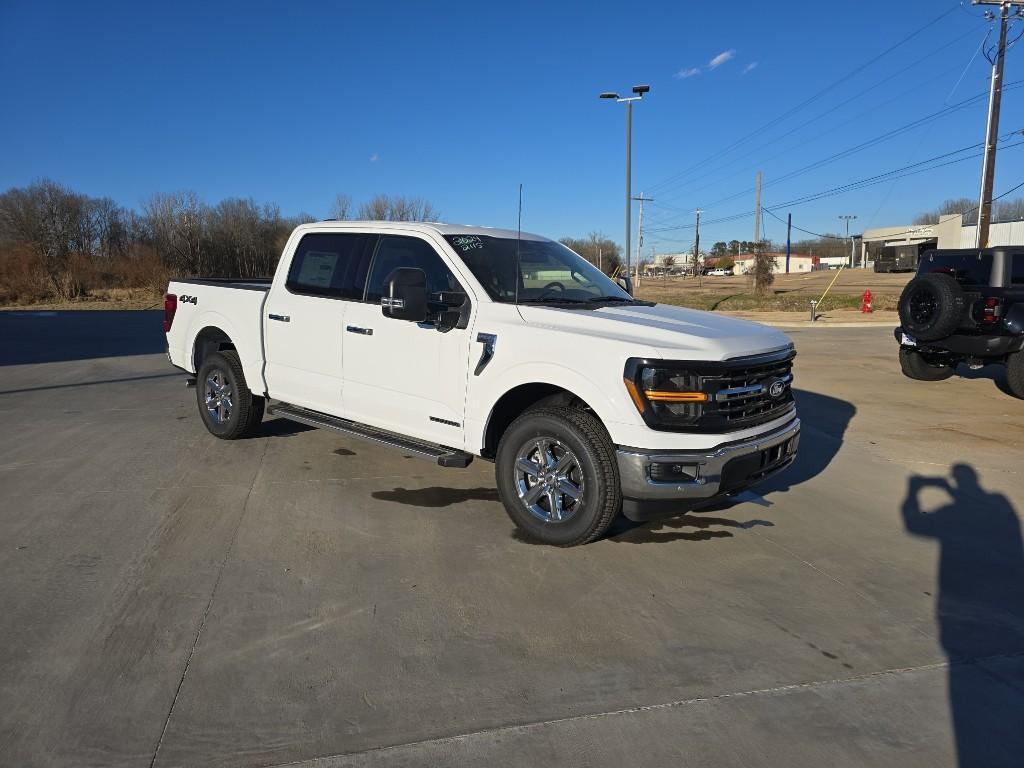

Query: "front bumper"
<box><xmin>616</xmin><ymin>418</ymin><xmax>800</xmax><ymax>521</ymax></box>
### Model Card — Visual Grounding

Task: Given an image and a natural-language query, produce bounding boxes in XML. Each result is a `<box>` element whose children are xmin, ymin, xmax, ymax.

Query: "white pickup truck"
<box><xmin>165</xmin><ymin>221</ymin><xmax>799</xmax><ymax>545</ymax></box>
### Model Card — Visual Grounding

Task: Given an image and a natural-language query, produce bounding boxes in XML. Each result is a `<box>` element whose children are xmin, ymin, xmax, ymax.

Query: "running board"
<box><xmin>266</xmin><ymin>403</ymin><xmax>473</xmax><ymax>468</ymax></box>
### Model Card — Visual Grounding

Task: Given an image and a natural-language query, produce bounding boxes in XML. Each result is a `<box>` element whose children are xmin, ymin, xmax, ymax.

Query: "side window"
<box><xmin>286</xmin><ymin>233</ymin><xmax>373</xmax><ymax>299</ymax></box>
<box><xmin>365</xmin><ymin>235</ymin><xmax>461</xmax><ymax>303</ymax></box>
<box><xmin>1013</xmin><ymin>254</ymin><xmax>1024</xmax><ymax>285</ymax></box>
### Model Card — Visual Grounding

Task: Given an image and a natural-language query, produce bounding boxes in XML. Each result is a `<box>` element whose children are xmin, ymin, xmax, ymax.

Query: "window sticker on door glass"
<box><xmin>297</xmin><ymin>251</ymin><xmax>339</xmax><ymax>288</ymax></box>
<box><xmin>451</xmin><ymin>235</ymin><xmax>484</xmax><ymax>252</ymax></box>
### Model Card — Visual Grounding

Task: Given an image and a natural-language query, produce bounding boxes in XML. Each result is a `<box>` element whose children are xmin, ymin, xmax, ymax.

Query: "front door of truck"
<box><xmin>341</xmin><ymin>234</ymin><xmax>472</xmax><ymax>447</ymax></box>
<box><xmin>263</xmin><ymin>232</ymin><xmax>374</xmax><ymax>416</ymax></box>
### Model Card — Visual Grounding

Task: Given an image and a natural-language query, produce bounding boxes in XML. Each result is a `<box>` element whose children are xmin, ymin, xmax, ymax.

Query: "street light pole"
<box><xmin>626</xmin><ymin>99</ymin><xmax>632</xmax><ymax>282</ymax></box>
<box><xmin>601</xmin><ymin>85</ymin><xmax>650</xmax><ymax>285</ymax></box>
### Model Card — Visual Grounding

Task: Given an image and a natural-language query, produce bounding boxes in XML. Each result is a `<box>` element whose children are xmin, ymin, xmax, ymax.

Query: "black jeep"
<box><xmin>895</xmin><ymin>248</ymin><xmax>1024</xmax><ymax>399</ymax></box>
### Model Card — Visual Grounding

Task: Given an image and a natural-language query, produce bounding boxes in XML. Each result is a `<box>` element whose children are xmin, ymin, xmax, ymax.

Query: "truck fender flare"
<box><xmin>187</xmin><ymin>311</ymin><xmax>248</xmax><ymax>372</ymax></box>
<box><xmin>477</xmin><ymin>363</ymin><xmax>631</xmax><ymax>455</ymax></box>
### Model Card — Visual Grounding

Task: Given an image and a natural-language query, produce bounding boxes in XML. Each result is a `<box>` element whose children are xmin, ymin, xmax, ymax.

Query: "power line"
<box><xmin>651</xmin><ymin>23</ymin><xmax>989</xmax><ymax>205</ymax></box>
<box><xmin>694</xmin><ymin>85</ymin><xmax>1006</xmax><ymax>212</ymax></box>
<box><xmin>646</xmin><ymin>135</ymin><xmax>1024</xmax><ymax>233</ymax></box>
<box><xmin>645</xmin><ymin>3</ymin><xmax>963</xmax><ymax>195</ymax></box>
<box><xmin>761</xmin><ymin>177</ymin><xmax>1024</xmax><ymax>241</ymax></box>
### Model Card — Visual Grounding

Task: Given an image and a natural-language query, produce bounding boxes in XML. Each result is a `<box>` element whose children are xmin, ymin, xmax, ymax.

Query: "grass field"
<box><xmin>635</xmin><ymin>268</ymin><xmax>913</xmax><ymax>312</ymax></box>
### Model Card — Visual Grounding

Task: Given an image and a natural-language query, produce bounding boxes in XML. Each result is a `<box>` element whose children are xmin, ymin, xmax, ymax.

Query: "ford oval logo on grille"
<box><xmin>768</xmin><ymin>379</ymin><xmax>787</xmax><ymax>399</ymax></box>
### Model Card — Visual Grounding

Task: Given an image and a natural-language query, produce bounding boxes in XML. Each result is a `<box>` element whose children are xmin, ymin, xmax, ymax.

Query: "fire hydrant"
<box><xmin>861</xmin><ymin>290</ymin><xmax>873</xmax><ymax>313</ymax></box>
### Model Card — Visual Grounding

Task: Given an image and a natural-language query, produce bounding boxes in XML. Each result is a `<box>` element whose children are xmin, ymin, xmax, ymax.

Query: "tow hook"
<box><xmin>185</xmin><ymin>377</ymin><xmax>197</xmax><ymax>388</ymax></box>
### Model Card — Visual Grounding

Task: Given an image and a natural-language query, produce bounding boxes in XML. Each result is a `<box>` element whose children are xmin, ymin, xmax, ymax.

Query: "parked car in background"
<box><xmin>708</xmin><ymin>268</ymin><xmax>734</xmax><ymax>276</ymax></box>
<box><xmin>165</xmin><ymin>221</ymin><xmax>800</xmax><ymax>545</ymax></box>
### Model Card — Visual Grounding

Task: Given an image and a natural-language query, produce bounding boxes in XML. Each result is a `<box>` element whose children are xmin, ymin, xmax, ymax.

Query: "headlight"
<box><xmin>623</xmin><ymin>361</ymin><xmax>707</xmax><ymax>426</ymax></box>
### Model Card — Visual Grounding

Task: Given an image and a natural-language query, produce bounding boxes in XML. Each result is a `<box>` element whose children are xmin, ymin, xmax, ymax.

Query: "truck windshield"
<box><xmin>444</xmin><ymin>234</ymin><xmax>633</xmax><ymax>304</ymax></box>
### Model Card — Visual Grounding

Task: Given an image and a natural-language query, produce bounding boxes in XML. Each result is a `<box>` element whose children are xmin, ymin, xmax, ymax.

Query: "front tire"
<box><xmin>495</xmin><ymin>406</ymin><xmax>621</xmax><ymax>546</ymax></box>
<box><xmin>196</xmin><ymin>350</ymin><xmax>265</xmax><ymax>439</ymax></box>
<box><xmin>899</xmin><ymin>348</ymin><xmax>956</xmax><ymax>381</ymax></box>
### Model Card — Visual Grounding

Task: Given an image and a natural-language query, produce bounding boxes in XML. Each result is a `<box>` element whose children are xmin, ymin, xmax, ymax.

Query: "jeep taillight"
<box><xmin>982</xmin><ymin>296</ymin><xmax>1000</xmax><ymax>325</ymax></box>
<box><xmin>164</xmin><ymin>293</ymin><xmax>177</xmax><ymax>333</ymax></box>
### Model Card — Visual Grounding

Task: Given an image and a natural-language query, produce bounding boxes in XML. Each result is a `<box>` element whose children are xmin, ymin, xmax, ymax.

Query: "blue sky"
<box><xmin>2</xmin><ymin>0</ymin><xmax>1022</xmax><ymax>254</ymax></box>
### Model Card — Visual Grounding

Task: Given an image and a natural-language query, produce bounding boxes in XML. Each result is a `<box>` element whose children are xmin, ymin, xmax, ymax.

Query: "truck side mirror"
<box><xmin>616</xmin><ymin>276</ymin><xmax>634</xmax><ymax>296</ymax></box>
<box><xmin>382</xmin><ymin>267</ymin><xmax>428</xmax><ymax>322</ymax></box>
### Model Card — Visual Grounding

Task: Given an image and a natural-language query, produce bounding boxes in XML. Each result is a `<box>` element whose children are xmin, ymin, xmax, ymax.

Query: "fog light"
<box><xmin>650</xmin><ymin>462</ymin><xmax>699</xmax><ymax>483</ymax></box>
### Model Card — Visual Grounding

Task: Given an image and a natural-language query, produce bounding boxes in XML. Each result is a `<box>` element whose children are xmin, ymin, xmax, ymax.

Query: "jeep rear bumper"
<box><xmin>894</xmin><ymin>327</ymin><xmax>1024</xmax><ymax>358</ymax></box>
<box><xmin>616</xmin><ymin>418</ymin><xmax>800</xmax><ymax>521</ymax></box>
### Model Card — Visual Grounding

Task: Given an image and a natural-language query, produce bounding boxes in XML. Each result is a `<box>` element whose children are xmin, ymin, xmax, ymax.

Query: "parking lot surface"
<box><xmin>1</xmin><ymin>311</ymin><xmax>1022</xmax><ymax>767</ymax></box>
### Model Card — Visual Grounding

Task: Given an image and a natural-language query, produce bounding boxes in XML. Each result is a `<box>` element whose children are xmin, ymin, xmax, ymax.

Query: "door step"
<box><xmin>266</xmin><ymin>403</ymin><xmax>473</xmax><ymax>468</ymax></box>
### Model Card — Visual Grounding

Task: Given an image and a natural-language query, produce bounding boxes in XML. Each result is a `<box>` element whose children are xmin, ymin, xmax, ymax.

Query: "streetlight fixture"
<box><xmin>600</xmin><ymin>84</ymin><xmax>650</xmax><ymax>286</ymax></box>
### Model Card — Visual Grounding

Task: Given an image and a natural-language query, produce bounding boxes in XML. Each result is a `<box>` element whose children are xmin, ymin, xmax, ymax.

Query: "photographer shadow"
<box><xmin>901</xmin><ymin>464</ymin><xmax>1024</xmax><ymax>767</ymax></box>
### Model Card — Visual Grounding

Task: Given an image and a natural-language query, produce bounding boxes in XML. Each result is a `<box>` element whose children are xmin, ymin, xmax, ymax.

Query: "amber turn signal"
<box><xmin>623</xmin><ymin>378</ymin><xmax>647</xmax><ymax>413</ymax></box>
<box><xmin>643</xmin><ymin>390</ymin><xmax>708</xmax><ymax>403</ymax></box>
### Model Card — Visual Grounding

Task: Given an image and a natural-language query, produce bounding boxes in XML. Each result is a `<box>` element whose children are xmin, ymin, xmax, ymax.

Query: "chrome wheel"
<box><xmin>204</xmin><ymin>370</ymin><xmax>233</xmax><ymax>424</ymax></box>
<box><xmin>514</xmin><ymin>437</ymin><xmax>585</xmax><ymax>523</ymax></box>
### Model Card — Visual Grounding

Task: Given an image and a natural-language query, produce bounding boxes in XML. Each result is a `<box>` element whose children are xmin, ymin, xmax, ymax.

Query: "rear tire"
<box><xmin>1007</xmin><ymin>351</ymin><xmax>1024</xmax><ymax>399</ymax></box>
<box><xmin>495</xmin><ymin>406</ymin><xmax>620</xmax><ymax>546</ymax></box>
<box><xmin>899</xmin><ymin>348</ymin><xmax>955</xmax><ymax>382</ymax></box>
<box><xmin>196</xmin><ymin>350</ymin><xmax>265</xmax><ymax>439</ymax></box>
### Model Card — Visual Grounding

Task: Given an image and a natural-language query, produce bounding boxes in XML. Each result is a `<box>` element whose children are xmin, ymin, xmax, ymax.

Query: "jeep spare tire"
<box><xmin>898</xmin><ymin>272</ymin><xmax>966</xmax><ymax>342</ymax></box>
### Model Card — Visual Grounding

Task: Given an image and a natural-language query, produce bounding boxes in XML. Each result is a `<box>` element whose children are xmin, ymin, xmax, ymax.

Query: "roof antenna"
<box><xmin>514</xmin><ymin>183</ymin><xmax>522</xmax><ymax>305</ymax></box>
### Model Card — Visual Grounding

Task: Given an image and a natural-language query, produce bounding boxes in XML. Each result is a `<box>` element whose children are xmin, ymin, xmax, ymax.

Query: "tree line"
<box><xmin>0</xmin><ymin>180</ymin><xmax>443</xmax><ymax>304</ymax></box>
<box><xmin>913</xmin><ymin>197</ymin><xmax>1024</xmax><ymax>226</ymax></box>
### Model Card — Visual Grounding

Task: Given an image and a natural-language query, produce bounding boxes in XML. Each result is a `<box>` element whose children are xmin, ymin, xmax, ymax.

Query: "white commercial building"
<box><xmin>734</xmin><ymin>253</ymin><xmax>817</xmax><ymax>275</ymax></box>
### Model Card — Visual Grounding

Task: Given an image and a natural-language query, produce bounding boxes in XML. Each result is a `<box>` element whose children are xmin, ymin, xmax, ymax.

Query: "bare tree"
<box><xmin>558</xmin><ymin>232</ymin><xmax>622</xmax><ymax>275</ymax></box>
<box><xmin>143</xmin><ymin>191</ymin><xmax>206</xmax><ymax>275</ymax></box>
<box><xmin>357</xmin><ymin>194</ymin><xmax>440</xmax><ymax>221</ymax></box>
<box><xmin>329</xmin><ymin>193</ymin><xmax>352</xmax><ymax>220</ymax></box>
<box><xmin>751</xmin><ymin>240</ymin><xmax>775</xmax><ymax>298</ymax></box>
<box><xmin>913</xmin><ymin>198</ymin><xmax>975</xmax><ymax>226</ymax></box>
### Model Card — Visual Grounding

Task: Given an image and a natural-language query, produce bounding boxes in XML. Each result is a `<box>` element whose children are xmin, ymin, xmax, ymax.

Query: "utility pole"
<box><xmin>839</xmin><ymin>215</ymin><xmax>858</xmax><ymax>267</ymax></box>
<box><xmin>632</xmin><ymin>192</ymin><xmax>654</xmax><ymax>286</ymax></box>
<box><xmin>785</xmin><ymin>212</ymin><xmax>792</xmax><ymax>273</ymax></box>
<box><xmin>972</xmin><ymin>1</ymin><xmax>1023</xmax><ymax>247</ymax></box>
<box><xmin>754</xmin><ymin>171</ymin><xmax>763</xmax><ymax>244</ymax></box>
<box><xmin>598</xmin><ymin>245</ymin><xmax>602</xmax><ymax>272</ymax></box>
<box><xmin>694</xmin><ymin>208</ymin><xmax>702</xmax><ymax>277</ymax></box>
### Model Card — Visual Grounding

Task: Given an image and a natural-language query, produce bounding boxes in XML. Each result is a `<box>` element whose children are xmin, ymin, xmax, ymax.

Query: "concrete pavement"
<box><xmin>1</xmin><ymin>311</ymin><xmax>1022</xmax><ymax>767</ymax></box>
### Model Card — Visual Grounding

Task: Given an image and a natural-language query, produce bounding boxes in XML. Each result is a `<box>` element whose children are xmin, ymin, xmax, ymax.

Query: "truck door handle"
<box><xmin>268</xmin><ymin>314</ymin><xmax>290</xmax><ymax>322</ymax></box>
<box><xmin>346</xmin><ymin>326</ymin><xmax>373</xmax><ymax>336</ymax></box>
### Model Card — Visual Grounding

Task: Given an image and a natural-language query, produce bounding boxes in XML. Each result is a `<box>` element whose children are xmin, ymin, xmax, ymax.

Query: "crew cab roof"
<box><xmin>302</xmin><ymin>220</ymin><xmax>551</xmax><ymax>242</ymax></box>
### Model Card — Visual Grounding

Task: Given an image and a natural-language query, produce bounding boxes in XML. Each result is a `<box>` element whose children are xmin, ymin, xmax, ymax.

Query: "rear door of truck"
<box><xmin>262</xmin><ymin>231</ymin><xmax>376</xmax><ymax>416</ymax></box>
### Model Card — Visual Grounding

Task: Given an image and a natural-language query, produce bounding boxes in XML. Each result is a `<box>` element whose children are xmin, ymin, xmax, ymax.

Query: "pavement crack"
<box><xmin>148</xmin><ymin>439</ymin><xmax>269</xmax><ymax>768</ymax></box>
<box><xmin>260</xmin><ymin>652</ymin><xmax>1024</xmax><ymax>768</ymax></box>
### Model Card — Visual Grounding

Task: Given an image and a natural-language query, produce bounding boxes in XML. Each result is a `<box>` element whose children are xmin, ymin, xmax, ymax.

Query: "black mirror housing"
<box><xmin>616</xmin><ymin>276</ymin><xmax>634</xmax><ymax>296</ymax></box>
<box><xmin>382</xmin><ymin>267</ymin><xmax>428</xmax><ymax>322</ymax></box>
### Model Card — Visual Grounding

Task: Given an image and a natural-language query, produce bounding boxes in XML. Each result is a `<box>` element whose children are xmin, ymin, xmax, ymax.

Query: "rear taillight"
<box><xmin>982</xmin><ymin>296</ymin><xmax>1000</xmax><ymax>325</ymax></box>
<box><xmin>164</xmin><ymin>294</ymin><xmax>177</xmax><ymax>333</ymax></box>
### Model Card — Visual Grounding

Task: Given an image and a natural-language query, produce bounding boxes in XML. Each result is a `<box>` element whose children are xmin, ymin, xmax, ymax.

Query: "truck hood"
<box><xmin>516</xmin><ymin>302</ymin><xmax>792</xmax><ymax>360</ymax></box>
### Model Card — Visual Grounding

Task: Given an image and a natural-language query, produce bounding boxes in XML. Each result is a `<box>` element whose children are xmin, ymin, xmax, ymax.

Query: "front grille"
<box><xmin>708</xmin><ymin>355</ymin><xmax>795</xmax><ymax>427</ymax></box>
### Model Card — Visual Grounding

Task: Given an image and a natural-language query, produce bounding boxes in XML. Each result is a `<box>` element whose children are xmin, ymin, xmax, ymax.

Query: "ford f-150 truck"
<box><xmin>165</xmin><ymin>221</ymin><xmax>800</xmax><ymax>545</ymax></box>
